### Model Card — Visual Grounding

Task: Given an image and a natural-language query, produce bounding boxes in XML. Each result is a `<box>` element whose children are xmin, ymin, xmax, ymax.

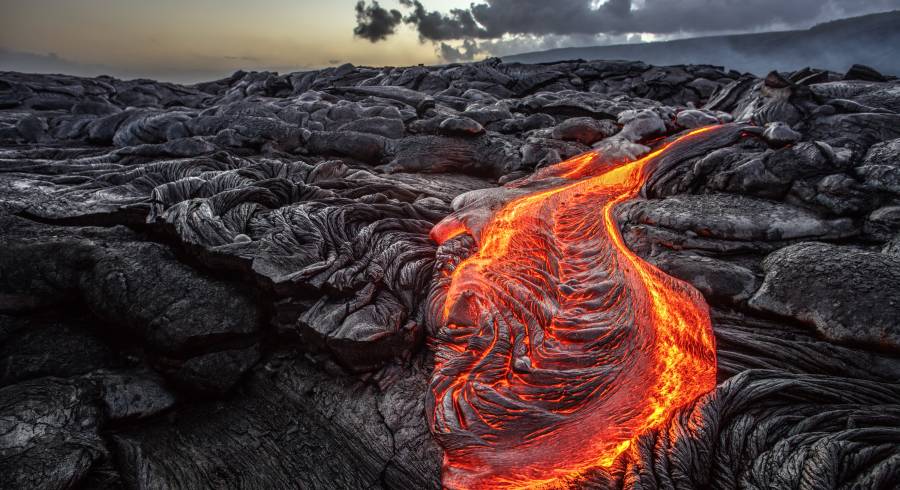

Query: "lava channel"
<box><xmin>427</xmin><ymin>126</ymin><xmax>725</xmax><ymax>489</ymax></box>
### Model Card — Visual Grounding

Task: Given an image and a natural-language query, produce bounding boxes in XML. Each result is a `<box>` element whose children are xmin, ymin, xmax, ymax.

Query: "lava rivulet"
<box><xmin>427</xmin><ymin>127</ymin><xmax>723</xmax><ymax>489</ymax></box>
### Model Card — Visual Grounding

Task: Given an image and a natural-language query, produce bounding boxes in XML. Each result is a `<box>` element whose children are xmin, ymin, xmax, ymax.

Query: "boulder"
<box><xmin>750</xmin><ymin>242</ymin><xmax>900</xmax><ymax>350</ymax></box>
<box><xmin>550</xmin><ymin>116</ymin><xmax>619</xmax><ymax>144</ymax></box>
<box><xmin>438</xmin><ymin>116</ymin><xmax>485</xmax><ymax>137</ymax></box>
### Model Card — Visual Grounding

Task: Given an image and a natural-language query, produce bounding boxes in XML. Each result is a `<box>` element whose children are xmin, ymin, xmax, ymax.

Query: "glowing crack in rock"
<box><xmin>427</xmin><ymin>127</ymin><xmax>724</xmax><ymax>489</ymax></box>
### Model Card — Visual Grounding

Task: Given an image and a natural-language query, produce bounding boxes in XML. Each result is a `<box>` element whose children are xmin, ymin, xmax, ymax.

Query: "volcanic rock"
<box><xmin>618</xmin><ymin>108</ymin><xmax>668</xmax><ymax>141</ymax></box>
<box><xmin>749</xmin><ymin>242</ymin><xmax>900</xmax><ymax>350</ymax></box>
<box><xmin>110</xmin><ymin>358</ymin><xmax>440</xmax><ymax>489</ymax></box>
<box><xmin>0</xmin><ymin>313</ymin><xmax>124</xmax><ymax>386</ymax></box>
<box><xmin>845</xmin><ymin>63</ymin><xmax>888</xmax><ymax>82</ymax></box>
<box><xmin>93</xmin><ymin>371</ymin><xmax>176</xmax><ymax>421</ymax></box>
<box><xmin>648</xmin><ymin>250</ymin><xmax>759</xmax><ymax>303</ymax></box>
<box><xmin>550</xmin><ymin>116</ymin><xmax>619</xmax><ymax>144</ymax></box>
<box><xmin>761</xmin><ymin>121</ymin><xmax>802</xmax><ymax>146</ymax></box>
<box><xmin>438</xmin><ymin>116</ymin><xmax>485</xmax><ymax>137</ymax></box>
<box><xmin>675</xmin><ymin>109</ymin><xmax>720</xmax><ymax>129</ymax></box>
<box><xmin>0</xmin><ymin>218</ymin><xmax>261</xmax><ymax>395</ymax></box>
<box><xmin>337</xmin><ymin>117</ymin><xmax>406</xmax><ymax>139</ymax></box>
<box><xmin>857</xmin><ymin>137</ymin><xmax>900</xmax><ymax>197</ymax></box>
<box><xmin>621</xmin><ymin>193</ymin><xmax>855</xmax><ymax>242</ymax></box>
<box><xmin>1</xmin><ymin>57</ymin><xmax>899</xmax><ymax>489</ymax></box>
<box><xmin>0</xmin><ymin>378</ymin><xmax>104</xmax><ymax>490</ymax></box>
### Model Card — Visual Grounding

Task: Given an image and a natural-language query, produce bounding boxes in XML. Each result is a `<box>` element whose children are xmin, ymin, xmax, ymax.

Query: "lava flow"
<box><xmin>427</xmin><ymin>127</ymin><xmax>722</xmax><ymax>489</ymax></box>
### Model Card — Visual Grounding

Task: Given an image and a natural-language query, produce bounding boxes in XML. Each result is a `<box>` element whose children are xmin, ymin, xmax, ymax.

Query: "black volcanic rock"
<box><xmin>438</xmin><ymin>116</ymin><xmax>484</xmax><ymax>137</ymax></box>
<box><xmin>646</xmin><ymin>250</ymin><xmax>759</xmax><ymax>303</ymax></box>
<box><xmin>573</xmin><ymin>370</ymin><xmax>900</xmax><ymax>489</ymax></box>
<box><xmin>550</xmin><ymin>116</ymin><xmax>619</xmax><ymax>144</ymax></box>
<box><xmin>761</xmin><ymin>121</ymin><xmax>801</xmax><ymax>146</ymax></box>
<box><xmin>845</xmin><ymin>63</ymin><xmax>888</xmax><ymax>82</ymax></box>
<box><xmin>111</xmin><ymin>357</ymin><xmax>440</xmax><ymax>489</ymax></box>
<box><xmin>1</xmin><ymin>56</ymin><xmax>899</xmax><ymax>489</ymax></box>
<box><xmin>622</xmin><ymin>194</ymin><xmax>856</xmax><ymax>242</ymax></box>
<box><xmin>0</xmin><ymin>218</ymin><xmax>261</xmax><ymax>395</ymax></box>
<box><xmin>0</xmin><ymin>312</ymin><xmax>124</xmax><ymax>386</ymax></box>
<box><xmin>675</xmin><ymin>109</ymin><xmax>721</xmax><ymax>129</ymax></box>
<box><xmin>0</xmin><ymin>377</ymin><xmax>104</xmax><ymax>490</ymax></box>
<box><xmin>750</xmin><ymin>242</ymin><xmax>900</xmax><ymax>350</ymax></box>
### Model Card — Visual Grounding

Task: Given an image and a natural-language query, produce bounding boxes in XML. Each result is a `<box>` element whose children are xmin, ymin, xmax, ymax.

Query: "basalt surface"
<box><xmin>1</xmin><ymin>59</ymin><xmax>899</xmax><ymax>489</ymax></box>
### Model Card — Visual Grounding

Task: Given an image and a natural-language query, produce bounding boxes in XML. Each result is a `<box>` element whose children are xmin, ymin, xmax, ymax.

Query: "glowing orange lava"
<box><xmin>428</xmin><ymin>127</ymin><xmax>720</xmax><ymax>489</ymax></box>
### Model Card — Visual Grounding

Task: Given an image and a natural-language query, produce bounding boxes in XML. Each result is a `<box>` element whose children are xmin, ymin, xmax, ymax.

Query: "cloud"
<box><xmin>439</xmin><ymin>39</ymin><xmax>481</xmax><ymax>62</ymax></box>
<box><xmin>353</xmin><ymin>1</ymin><xmax>403</xmax><ymax>42</ymax></box>
<box><xmin>416</xmin><ymin>0</ymin><xmax>900</xmax><ymax>38</ymax></box>
<box><xmin>473</xmin><ymin>32</ymin><xmax>643</xmax><ymax>59</ymax></box>
<box><xmin>353</xmin><ymin>0</ymin><xmax>900</xmax><ymax>60</ymax></box>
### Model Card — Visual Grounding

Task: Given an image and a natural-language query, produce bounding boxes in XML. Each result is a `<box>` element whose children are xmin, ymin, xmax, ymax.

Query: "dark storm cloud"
<box><xmin>353</xmin><ymin>1</ymin><xmax>403</xmax><ymax>42</ymax></box>
<box><xmin>440</xmin><ymin>39</ymin><xmax>480</xmax><ymax>62</ymax></box>
<box><xmin>355</xmin><ymin>0</ymin><xmax>900</xmax><ymax>41</ymax></box>
<box><xmin>398</xmin><ymin>0</ymin><xmax>487</xmax><ymax>40</ymax></box>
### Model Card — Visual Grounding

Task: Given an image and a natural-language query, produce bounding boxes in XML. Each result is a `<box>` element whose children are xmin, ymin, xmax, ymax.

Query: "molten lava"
<box><xmin>428</xmin><ymin>127</ymin><xmax>720</xmax><ymax>489</ymax></box>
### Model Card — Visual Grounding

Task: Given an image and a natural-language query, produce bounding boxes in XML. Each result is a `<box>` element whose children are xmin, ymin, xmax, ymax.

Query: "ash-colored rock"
<box><xmin>762</xmin><ymin>121</ymin><xmax>802</xmax><ymax>146</ymax></box>
<box><xmin>94</xmin><ymin>371</ymin><xmax>176</xmax><ymax>421</ymax></box>
<box><xmin>621</xmin><ymin>193</ymin><xmax>856</xmax><ymax>242</ymax></box>
<box><xmin>650</xmin><ymin>250</ymin><xmax>759</xmax><ymax>303</ymax></box>
<box><xmin>675</xmin><ymin>109</ymin><xmax>719</xmax><ymax>129</ymax></box>
<box><xmin>867</xmin><ymin>205</ymin><xmax>900</xmax><ymax>239</ymax></box>
<box><xmin>861</xmin><ymin>137</ymin><xmax>900</xmax><ymax>167</ymax></box>
<box><xmin>750</xmin><ymin>242</ymin><xmax>900</xmax><ymax>350</ymax></box>
<box><xmin>856</xmin><ymin>137</ymin><xmax>900</xmax><ymax>196</ymax></box>
<box><xmin>618</xmin><ymin>108</ymin><xmax>667</xmax><ymax>141</ymax></box>
<box><xmin>0</xmin><ymin>218</ymin><xmax>261</xmax><ymax>395</ymax></box>
<box><xmin>338</xmin><ymin>116</ymin><xmax>406</xmax><ymax>139</ymax></box>
<box><xmin>592</xmin><ymin>136</ymin><xmax>650</xmax><ymax>161</ymax></box>
<box><xmin>845</xmin><ymin>64</ymin><xmax>887</xmax><ymax>82</ymax></box>
<box><xmin>111</xmin><ymin>357</ymin><xmax>441</xmax><ymax>489</ymax></box>
<box><xmin>807</xmin><ymin>113</ymin><xmax>900</xmax><ymax>156</ymax></box>
<box><xmin>885</xmin><ymin>233</ymin><xmax>900</xmax><ymax>256</ymax></box>
<box><xmin>438</xmin><ymin>116</ymin><xmax>485</xmax><ymax>136</ymax></box>
<box><xmin>521</xmin><ymin>137</ymin><xmax>591</xmax><ymax>168</ymax></box>
<box><xmin>0</xmin><ymin>314</ymin><xmax>124</xmax><ymax>386</ymax></box>
<box><xmin>0</xmin><ymin>378</ymin><xmax>103</xmax><ymax>490</ymax></box>
<box><xmin>170</xmin><ymin>346</ymin><xmax>260</xmax><ymax>395</ymax></box>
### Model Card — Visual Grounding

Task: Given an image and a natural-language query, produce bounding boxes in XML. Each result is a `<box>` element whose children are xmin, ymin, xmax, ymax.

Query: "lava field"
<box><xmin>1</xmin><ymin>59</ymin><xmax>899</xmax><ymax>489</ymax></box>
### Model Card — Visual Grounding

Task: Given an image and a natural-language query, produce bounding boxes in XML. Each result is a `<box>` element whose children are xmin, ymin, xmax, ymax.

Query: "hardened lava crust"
<box><xmin>1</xmin><ymin>59</ymin><xmax>899</xmax><ymax>489</ymax></box>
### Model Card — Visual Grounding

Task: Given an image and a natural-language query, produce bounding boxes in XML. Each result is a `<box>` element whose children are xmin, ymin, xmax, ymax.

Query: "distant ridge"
<box><xmin>503</xmin><ymin>10</ymin><xmax>900</xmax><ymax>75</ymax></box>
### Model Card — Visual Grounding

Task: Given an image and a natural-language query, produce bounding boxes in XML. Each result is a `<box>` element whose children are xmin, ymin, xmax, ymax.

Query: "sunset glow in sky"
<box><xmin>0</xmin><ymin>0</ymin><xmax>469</xmax><ymax>81</ymax></box>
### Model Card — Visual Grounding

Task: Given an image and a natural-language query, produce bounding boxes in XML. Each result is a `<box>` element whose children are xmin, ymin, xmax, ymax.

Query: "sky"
<box><xmin>1</xmin><ymin>0</ymin><xmax>898</xmax><ymax>82</ymax></box>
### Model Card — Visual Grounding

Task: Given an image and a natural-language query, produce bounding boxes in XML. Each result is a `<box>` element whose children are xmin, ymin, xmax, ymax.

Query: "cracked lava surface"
<box><xmin>428</xmin><ymin>127</ymin><xmax>720</xmax><ymax>489</ymax></box>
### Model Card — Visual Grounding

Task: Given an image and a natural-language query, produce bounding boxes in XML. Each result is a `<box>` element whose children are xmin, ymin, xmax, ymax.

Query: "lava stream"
<box><xmin>428</xmin><ymin>127</ymin><xmax>721</xmax><ymax>489</ymax></box>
